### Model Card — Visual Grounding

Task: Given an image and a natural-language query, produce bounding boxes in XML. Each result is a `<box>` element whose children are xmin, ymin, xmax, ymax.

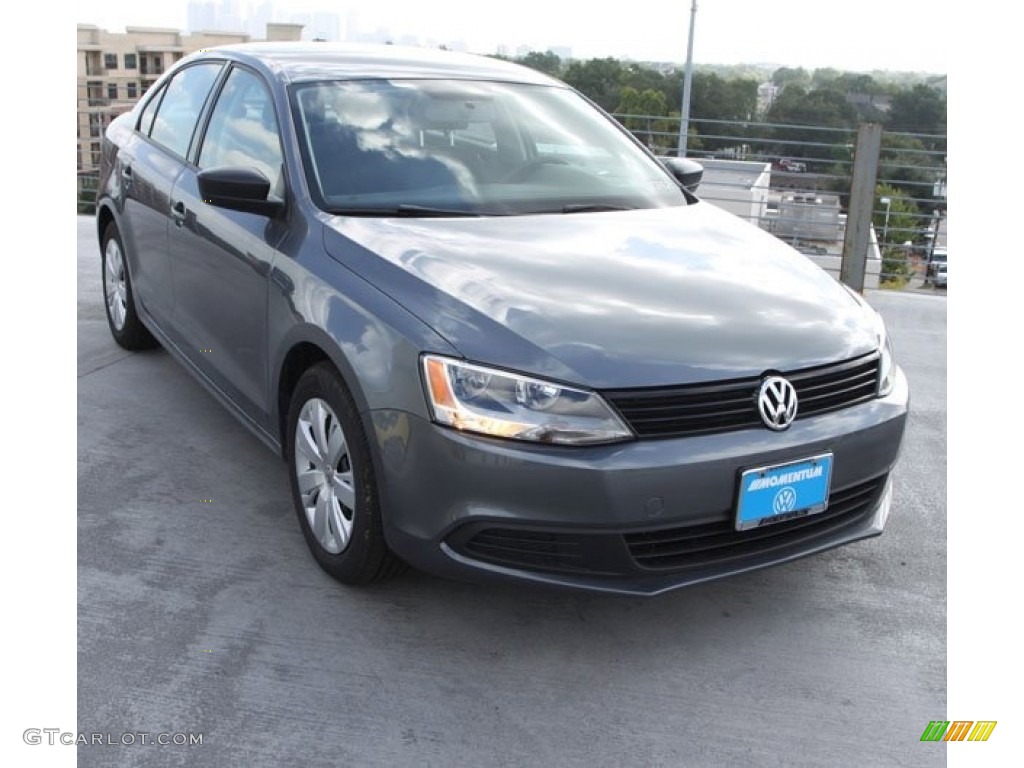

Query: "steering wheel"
<box><xmin>500</xmin><ymin>156</ymin><xmax>570</xmax><ymax>183</ymax></box>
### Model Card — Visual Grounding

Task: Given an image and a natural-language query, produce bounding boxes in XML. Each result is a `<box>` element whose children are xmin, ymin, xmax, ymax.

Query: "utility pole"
<box><xmin>677</xmin><ymin>0</ymin><xmax>698</xmax><ymax>157</ymax></box>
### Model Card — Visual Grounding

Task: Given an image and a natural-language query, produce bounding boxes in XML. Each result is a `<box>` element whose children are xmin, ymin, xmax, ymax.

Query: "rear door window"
<box><xmin>148</xmin><ymin>63</ymin><xmax>224</xmax><ymax>159</ymax></box>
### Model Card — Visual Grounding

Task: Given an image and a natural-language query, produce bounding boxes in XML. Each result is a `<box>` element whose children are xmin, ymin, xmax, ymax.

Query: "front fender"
<box><xmin>267</xmin><ymin>246</ymin><xmax>459</xmax><ymax>446</ymax></box>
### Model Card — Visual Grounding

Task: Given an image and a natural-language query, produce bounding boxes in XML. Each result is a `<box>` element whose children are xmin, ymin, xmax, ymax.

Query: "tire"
<box><xmin>101</xmin><ymin>222</ymin><xmax>157</xmax><ymax>350</ymax></box>
<box><xmin>286</xmin><ymin>362</ymin><xmax>404</xmax><ymax>584</ymax></box>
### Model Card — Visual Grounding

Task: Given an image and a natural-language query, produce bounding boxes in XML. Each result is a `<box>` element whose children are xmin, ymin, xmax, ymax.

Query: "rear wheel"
<box><xmin>286</xmin><ymin>363</ymin><xmax>404</xmax><ymax>584</ymax></box>
<box><xmin>101</xmin><ymin>222</ymin><xmax>156</xmax><ymax>350</ymax></box>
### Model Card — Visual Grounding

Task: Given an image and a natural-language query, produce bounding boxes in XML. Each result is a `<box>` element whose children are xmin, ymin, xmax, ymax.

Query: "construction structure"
<box><xmin>77</xmin><ymin>22</ymin><xmax>303</xmax><ymax>173</ymax></box>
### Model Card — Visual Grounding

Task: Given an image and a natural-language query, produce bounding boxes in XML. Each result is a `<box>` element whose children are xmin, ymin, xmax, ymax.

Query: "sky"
<box><xmin>77</xmin><ymin>0</ymin><xmax>947</xmax><ymax>73</ymax></box>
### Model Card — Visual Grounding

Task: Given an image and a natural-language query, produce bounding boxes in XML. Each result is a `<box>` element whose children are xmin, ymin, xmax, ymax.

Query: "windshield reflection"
<box><xmin>292</xmin><ymin>80</ymin><xmax>687</xmax><ymax>215</ymax></box>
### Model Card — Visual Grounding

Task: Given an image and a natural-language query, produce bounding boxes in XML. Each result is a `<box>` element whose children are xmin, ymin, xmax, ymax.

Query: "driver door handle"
<box><xmin>171</xmin><ymin>200</ymin><xmax>186</xmax><ymax>227</ymax></box>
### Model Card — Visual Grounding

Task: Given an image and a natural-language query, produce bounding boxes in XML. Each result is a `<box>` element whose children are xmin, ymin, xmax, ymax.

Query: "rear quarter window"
<box><xmin>137</xmin><ymin>84</ymin><xmax>165</xmax><ymax>136</ymax></box>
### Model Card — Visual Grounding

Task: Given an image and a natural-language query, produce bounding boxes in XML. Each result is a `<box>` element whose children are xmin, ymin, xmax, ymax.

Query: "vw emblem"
<box><xmin>758</xmin><ymin>376</ymin><xmax>798</xmax><ymax>430</ymax></box>
<box><xmin>773</xmin><ymin>486</ymin><xmax>797</xmax><ymax>514</ymax></box>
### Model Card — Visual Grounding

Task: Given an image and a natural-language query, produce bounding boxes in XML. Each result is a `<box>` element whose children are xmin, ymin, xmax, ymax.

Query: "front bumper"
<box><xmin>370</xmin><ymin>367</ymin><xmax>909</xmax><ymax>595</ymax></box>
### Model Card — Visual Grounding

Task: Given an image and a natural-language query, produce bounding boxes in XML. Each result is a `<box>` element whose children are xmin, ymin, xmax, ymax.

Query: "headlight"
<box><xmin>421</xmin><ymin>355</ymin><xmax>633</xmax><ymax>445</ymax></box>
<box><xmin>875</xmin><ymin>313</ymin><xmax>896</xmax><ymax>397</ymax></box>
<box><xmin>840</xmin><ymin>285</ymin><xmax>896</xmax><ymax>397</ymax></box>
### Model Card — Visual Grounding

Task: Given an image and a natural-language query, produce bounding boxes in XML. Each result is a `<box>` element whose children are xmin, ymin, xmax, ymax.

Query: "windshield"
<box><xmin>290</xmin><ymin>79</ymin><xmax>688</xmax><ymax>216</ymax></box>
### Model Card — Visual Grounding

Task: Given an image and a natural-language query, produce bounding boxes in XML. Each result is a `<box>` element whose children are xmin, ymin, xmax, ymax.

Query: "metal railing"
<box><xmin>78</xmin><ymin>172</ymin><xmax>99</xmax><ymax>215</ymax></box>
<box><xmin>612</xmin><ymin>112</ymin><xmax>946</xmax><ymax>291</ymax></box>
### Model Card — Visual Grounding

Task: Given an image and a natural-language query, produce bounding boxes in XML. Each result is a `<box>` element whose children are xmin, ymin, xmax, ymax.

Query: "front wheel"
<box><xmin>286</xmin><ymin>363</ymin><xmax>404</xmax><ymax>584</ymax></box>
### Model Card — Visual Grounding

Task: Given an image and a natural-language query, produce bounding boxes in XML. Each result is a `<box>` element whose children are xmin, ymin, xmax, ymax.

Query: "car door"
<box><xmin>167</xmin><ymin>64</ymin><xmax>288</xmax><ymax>428</ymax></box>
<box><xmin>118</xmin><ymin>64</ymin><xmax>225</xmax><ymax>330</ymax></box>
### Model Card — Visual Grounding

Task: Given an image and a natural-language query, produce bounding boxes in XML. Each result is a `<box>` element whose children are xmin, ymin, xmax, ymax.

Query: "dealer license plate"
<box><xmin>735</xmin><ymin>454</ymin><xmax>833</xmax><ymax>531</ymax></box>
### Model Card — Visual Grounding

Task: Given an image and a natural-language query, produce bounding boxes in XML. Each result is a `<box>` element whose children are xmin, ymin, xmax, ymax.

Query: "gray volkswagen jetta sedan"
<box><xmin>96</xmin><ymin>43</ymin><xmax>908</xmax><ymax>595</ymax></box>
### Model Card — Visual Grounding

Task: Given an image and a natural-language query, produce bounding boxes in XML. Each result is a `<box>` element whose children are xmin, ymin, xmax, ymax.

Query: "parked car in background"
<box><xmin>933</xmin><ymin>262</ymin><xmax>947</xmax><ymax>288</ymax></box>
<box><xmin>95</xmin><ymin>43</ymin><xmax>909</xmax><ymax>595</ymax></box>
<box><xmin>924</xmin><ymin>247</ymin><xmax>947</xmax><ymax>286</ymax></box>
<box><xmin>777</xmin><ymin>158</ymin><xmax>807</xmax><ymax>173</ymax></box>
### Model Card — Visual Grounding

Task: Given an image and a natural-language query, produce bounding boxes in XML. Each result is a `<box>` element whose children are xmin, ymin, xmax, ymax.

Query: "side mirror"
<box><xmin>197</xmin><ymin>167</ymin><xmax>284</xmax><ymax>217</ymax></box>
<box><xmin>657</xmin><ymin>156</ymin><xmax>704</xmax><ymax>194</ymax></box>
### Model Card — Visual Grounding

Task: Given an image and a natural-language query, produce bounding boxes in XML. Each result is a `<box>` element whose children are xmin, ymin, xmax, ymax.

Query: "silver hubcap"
<box><xmin>294</xmin><ymin>398</ymin><xmax>355</xmax><ymax>554</ymax></box>
<box><xmin>104</xmin><ymin>239</ymin><xmax>128</xmax><ymax>331</ymax></box>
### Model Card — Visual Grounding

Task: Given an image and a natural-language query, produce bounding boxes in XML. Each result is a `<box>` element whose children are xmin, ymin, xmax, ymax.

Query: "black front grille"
<box><xmin>462</xmin><ymin>528</ymin><xmax>590</xmax><ymax>574</ymax></box>
<box><xmin>624</xmin><ymin>475</ymin><xmax>887</xmax><ymax>570</ymax></box>
<box><xmin>603</xmin><ymin>352</ymin><xmax>880</xmax><ymax>439</ymax></box>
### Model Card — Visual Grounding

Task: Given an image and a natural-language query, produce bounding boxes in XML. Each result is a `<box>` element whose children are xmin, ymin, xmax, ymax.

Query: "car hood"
<box><xmin>322</xmin><ymin>203</ymin><xmax>878</xmax><ymax>388</ymax></box>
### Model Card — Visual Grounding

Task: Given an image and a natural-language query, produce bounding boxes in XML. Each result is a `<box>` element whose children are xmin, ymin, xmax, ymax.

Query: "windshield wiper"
<box><xmin>326</xmin><ymin>205</ymin><xmax>481</xmax><ymax>218</ymax></box>
<box><xmin>561</xmin><ymin>203</ymin><xmax>636</xmax><ymax>214</ymax></box>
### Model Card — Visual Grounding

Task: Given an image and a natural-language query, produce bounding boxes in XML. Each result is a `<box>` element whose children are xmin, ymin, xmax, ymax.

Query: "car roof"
<box><xmin>192</xmin><ymin>42</ymin><xmax>562</xmax><ymax>87</ymax></box>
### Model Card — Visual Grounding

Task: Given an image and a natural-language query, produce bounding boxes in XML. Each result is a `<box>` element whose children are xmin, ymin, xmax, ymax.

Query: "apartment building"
<box><xmin>77</xmin><ymin>22</ymin><xmax>303</xmax><ymax>175</ymax></box>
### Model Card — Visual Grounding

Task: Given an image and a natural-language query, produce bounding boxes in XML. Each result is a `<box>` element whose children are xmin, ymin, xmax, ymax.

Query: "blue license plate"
<box><xmin>735</xmin><ymin>454</ymin><xmax>833</xmax><ymax>531</ymax></box>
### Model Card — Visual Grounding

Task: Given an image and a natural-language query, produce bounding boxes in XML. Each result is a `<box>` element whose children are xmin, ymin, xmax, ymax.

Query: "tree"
<box><xmin>615</xmin><ymin>87</ymin><xmax>671</xmax><ymax>148</ymax></box>
<box><xmin>518</xmin><ymin>51</ymin><xmax>563</xmax><ymax>78</ymax></box>
<box><xmin>687</xmin><ymin>73</ymin><xmax>757</xmax><ymax>151</ymax></box>
<box><xmin>833</xmin><ymin>73</ymin><xmax>879</xmax><ymax>95</ymax></box>
<box><xmin>874</xmin><ymin>183</ymin><xmax>920</xmax><ymax>285</ymax></box>
<box><xmin>811</xmin><ymin>67</ymin><xmax>841</xmax><ymax>90</ymax></box>
<box><xmin>620</xmin><ymin>63</ymin><xmax>675</xmax><ymax>108</ymax></box>
<box><xmin>772</xmin><ymin>66</ymin><xmax>811</xmax><ymax>91</ymax></box>
<box><xmin>767</xmin><ymin>86</ymin><xmax>857</xmax><ymax>129</ymax></box>
<box><xmin>765</xmin><ymin>86</ymin><xmax>858</xmax><ymax>166</ymax></box>
<box><xmin>886</xmin><ymin>84</ymin><xmax>946</xmax><ymax>136</ymax></box>
<box><xmin>874</xmin><ymin>183</ymin><xmax>920</xmax><ymax>246</ymax></box>
<box><xmin>561</xmin><ymin>57</ymin><xmax>626</xmax><ymax>112</ymax></box>
<box><xmin>878</xmin><ymin>132</ymin><xmax>943</xmax><ymax>204</ymax></box>
<box><xmin>690</xmin><ymin>73</ymin><xmax>757</xmax><ymax>122</ymax></box>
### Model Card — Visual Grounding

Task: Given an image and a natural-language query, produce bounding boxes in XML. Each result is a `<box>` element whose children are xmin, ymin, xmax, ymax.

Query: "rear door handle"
<box><xmin>171</xmin><ymin>200</ymin><xmax>186</xmax><ymax>226</ymax></box>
